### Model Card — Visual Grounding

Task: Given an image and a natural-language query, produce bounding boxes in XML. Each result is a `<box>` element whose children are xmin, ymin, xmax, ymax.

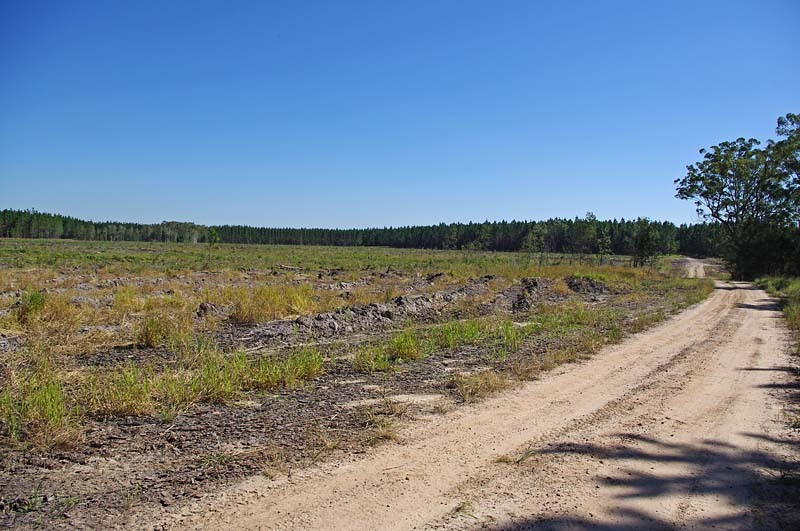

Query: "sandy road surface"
<box><xmin>163</xmin><ymin>278</ymin><xmax>798</xmax><ymax>530</ymax></box>
<box><xmin>676</xmin><ymin>257</ymin><xmax>707</xmax><ymax>279</ymax></box>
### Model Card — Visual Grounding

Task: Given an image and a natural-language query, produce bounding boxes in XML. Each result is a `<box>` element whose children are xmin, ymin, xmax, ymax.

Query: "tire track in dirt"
<box><xmin>159</xmin><ymin>277</ymin><xmax>797</xmax><ymax>530</ymax></box>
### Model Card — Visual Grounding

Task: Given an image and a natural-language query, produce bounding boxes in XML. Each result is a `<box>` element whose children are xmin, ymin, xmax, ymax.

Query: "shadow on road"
<box><xmin>736</xmin><ymin>299</ymin><xmax>783</xmax><ymax>312</ymax></box>
<box><xmin>488</xmin><ymin>433</ymin><xmax>800</xmax><ymax>530</ymax></box>
<box><xmin>716</xmin><ymin>284</ymin><xmax>760</xmax><ymax>291</ymax></box>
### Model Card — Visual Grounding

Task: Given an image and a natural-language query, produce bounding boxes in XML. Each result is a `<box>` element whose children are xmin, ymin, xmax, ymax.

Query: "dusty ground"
<box><xmin>4</xmin><ymin>251</ymin><xmax>710</xmax><ymax>529</ymax></box>
<box><xmin>162</xmin><ymin>266</ymin><xmax>800</xmax><ymax>530</ymax></box>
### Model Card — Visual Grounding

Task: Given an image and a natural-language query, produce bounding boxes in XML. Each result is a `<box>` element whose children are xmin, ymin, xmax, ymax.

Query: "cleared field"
<box><xmin>0</xmin><ymin>240</ymin><xmax>713</xmax><ymax>528</ymax></box>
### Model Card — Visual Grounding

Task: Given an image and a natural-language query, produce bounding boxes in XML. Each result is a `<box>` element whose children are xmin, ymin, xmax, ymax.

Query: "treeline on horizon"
<box><xmin>0</xmin><ymin>208</ymin><xmax>721</xmax><ymax>258</ymax></box>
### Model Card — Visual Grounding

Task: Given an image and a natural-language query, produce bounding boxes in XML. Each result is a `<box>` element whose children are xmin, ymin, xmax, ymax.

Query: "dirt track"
<box><xmin>164</xmin><ymin>265</ymin><xmax>798</xmax><ymax>530</ymax></box>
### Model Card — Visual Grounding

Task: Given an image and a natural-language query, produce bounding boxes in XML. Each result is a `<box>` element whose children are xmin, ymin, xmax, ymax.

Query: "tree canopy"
<box><xmin>0</xmin><ymin>209</ymin><xmax>717</xmax><ymax>259</ymax></box>
<box><xmin>675</xmin><ymin>113</ymin><xmax>800</xmax><ymax>278</ymax></box>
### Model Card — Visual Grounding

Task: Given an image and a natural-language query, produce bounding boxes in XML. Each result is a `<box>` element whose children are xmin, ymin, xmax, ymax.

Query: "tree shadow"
<box><xmin>716</xmin><ymin>284</ymin><xmax>760</xmax><ymax>291</ymax></box>
<box><xmin>738</xmin><ymin>365</ymin><xmax>799</xmax><ymax>373</ymax></box>
<box><xmin>736</xmin><ymin>299</ymin><xmax>782</xmax><ymax>312</ymax></box>
<box><xmin>488</xmin><ymin>433</ymin><xmax>800</xmax><ymax>530</ymax></box>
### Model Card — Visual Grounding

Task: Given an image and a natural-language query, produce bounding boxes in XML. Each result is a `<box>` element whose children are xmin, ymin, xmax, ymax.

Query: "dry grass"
<box><xmin>1</xmin><ymin>345</ymin><xmax>325</xmax><ymax>442</ymax></box>
<box><xmin>364</xmin><ymin>410</ymin><xmax>399</xmax><ymax>444</ymax></box>
<box><xmin>448</xmin><ymin>370</ymin><xmax>513</xmax><ymax>403</ymax></box>
<box><xmin>0</xmin><ymin>240</ymin><xmax>716</xmax><ymax>449</ymax></box>
<box><xmin>0</xmin><ymin>356</ymin><xmax>82</xmax><ymax>448</ymax></box>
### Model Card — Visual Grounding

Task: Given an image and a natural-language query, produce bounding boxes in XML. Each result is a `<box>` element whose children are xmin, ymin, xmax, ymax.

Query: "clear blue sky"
<box><xmin>1</xmin><ymin>0</ymin><xmax>798</xmax><ymax>228</ymax></box>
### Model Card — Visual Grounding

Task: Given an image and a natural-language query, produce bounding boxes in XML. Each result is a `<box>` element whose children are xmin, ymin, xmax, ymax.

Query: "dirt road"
<box><xmin>164</xmin><ymin>278</ymin><xmax>798</xmax><ymax>530</ymax></box>
<box><xmin>676</xmin><ymin>256</ymin><xmax>707</xmax><ymax>278</ymax></box>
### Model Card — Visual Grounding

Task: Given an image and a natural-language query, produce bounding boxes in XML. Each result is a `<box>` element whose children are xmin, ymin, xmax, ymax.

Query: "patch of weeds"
<box><xmin>113</xmin><ymin>286</ymin><xmax>144</xmax><ymax>315</ymax></box>
<box><xmin>495</xmin><ymin>321</ymin><xmax>522</xmax><ymax>360</ymax></box>
<box><xmin>197</xmin><ymin>450</ymin><xmax>234</xmax><ymax>469</ymax></box>
<box><xmin>136</xmin><ymin>310</ymin><xmax>193</xmax><ymax>351</ymax></box>
<box><xmin>15</xmin><ymin>293</ymin><xmax>81</xmax><ymax>352</ymax></box>
<box><xmin>152</xmin><ymin>370</ymin><xmax>198</xmax><ymax>420</ymax></box>
<box><xmin>17</xmin><ymin>290</ymin><xmax>46</xmax><ymax>325</ymax></box>
<box><xmin>509</xmin><ymin>357</ymin><xmax>540</xmax><ymax>381</ymax></box>
<box><xmin>86</xmin><ymin>366</ymin><xmax>153</xmax><ymax>417</ymax></box>
<box><xmin>758</xmin><ymin>277</ymin><xmax>800</xmax><ymax>351</ymax></box>
<box><xmin>149</xmin><ymin>347</ymin><xmax>323</xmax><ymax>419</ymax></box>
<box><xmin>550</xmin><ymin>278</ymin><xmax>572</xmax><ymax>297</ymax></box>
<box><xmin>363</xmin><ymin>410</ymin><xmax>398</xmax><ymax>444</ymax></box>
<box><xmin>381</xmin><ymin>395</ymin><xmax>411</xmax><ymax>419</ymax></box>
<box><xmin>353</xmin><ymin>346</ymin><xmax>395</xmax><ymax>373</ymax></box>
<box><xmin>192</xmin><ymin>351</ymin><xmax>249</xmax><ymax>404</ymax></box>
<box><xmin>2</xmin><ymin>483</ymin><xmax>47</xmax><ymax>514</ymax></box>
<box><xmin>280</xmin><ymin>346</ymin><xmax>324</xmax><ymax>388</ymax></box>
<box><xmin>257</xmin><ymin>446</ymin><xmax>289</xmax><ymax>478</ymax></box>
<box><xmin>605</xmin><ymin>321</ymin><xmax>624</xmax><ymax>343</ymax></box>
<box><xmin>229</xmin><ymin>283</ymin><xmax>338</xmax><ymax>323</ymax></box>
<box><xmin>249</xmin><ymin>347</ymin><xmax>324</xmax><ymax>390</ymax></box>
<box><xmin>448</xmin><ymin>370</ymin><xmax>512</xmax><ymax>403</ymax></box>
<box><xmin>453</xmin><ymin>500</ymin><xmax>478</xmax><ymax>519</ymax></box>
<box><xmin>429</xmin><ymin>319</ymin><xmax>489</xmax><ymax>350</ymax></box>
<box><xmin>630</xmin><ymin>310</ymin><xmax>665</xmax><ymax>333</ymax></box>
<box><xmin>385</xmin><ymin>329</ymin><xmax>425</xmax><ymax>361</ymax></box>
<box><xmin>431</xmin><ymin>400</ymin><xmax>455</xmax><ymax>415</ymax></box>
<box><xmin>0</xmin><ymin>362</ymin><xmax>80</xmax><ymax>448</ymax></box>
<box><xmin>136</xmin><ymin>313</ymin><xmax>169</xmax><ymax>348</ymax></box>
<box><xmin>309</xmin><ymin>427</ymin><xmax>341</xmax><ymax>461</ymax></box>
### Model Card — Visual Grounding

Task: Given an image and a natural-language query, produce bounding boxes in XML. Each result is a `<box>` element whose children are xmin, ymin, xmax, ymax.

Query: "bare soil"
<box><xmin>162</xmin><ymin>276</ymin><xmax>800</xmax><ymax>529</ymax></box>
<box><xmin>0</xmin><ymin>270</ymin><xmax>640</xmax><ymax>529</ymax></box>
<box><xmin>4</xmin><ymin>259</ymin><xmax>796</xmax><ymax>530</ymax></box>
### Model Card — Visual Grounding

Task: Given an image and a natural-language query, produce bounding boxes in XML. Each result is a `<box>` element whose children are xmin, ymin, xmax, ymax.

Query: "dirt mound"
<box><xmin>489</xmin><ymin>278</ymin><xmax>545</xmax><ymax>313</ymax></box>
<box><xmin>565</xmin><ymin>275</ymin><xmax>608</xmax><ymax>294</ymax></box>
<box><xmin>0</xmin><ymin>334</ymin><xmax>21</xmax><ymax>354</ymax></box>
<box><xmin>225</xmin><ymin>278</ymin><xmax>494</xmax><ymax>349</ymax></box>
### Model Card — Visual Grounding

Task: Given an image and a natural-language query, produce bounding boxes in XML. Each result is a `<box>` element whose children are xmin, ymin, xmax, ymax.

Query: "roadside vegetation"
<box><xmin>757</xmin><ymin>277</ymin><xmax>800</xmax><ymax>351</ymax></box>
<box><xmin>675</xmin><ymin>112</ymin><xmax>799</xmax><ymax>279</ymax></box>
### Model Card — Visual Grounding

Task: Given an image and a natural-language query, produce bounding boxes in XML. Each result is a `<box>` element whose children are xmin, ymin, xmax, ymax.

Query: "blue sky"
<box><xmin>1</xmin><ymin>0</ymin><xmax>798</xmax><ymax>228</ymax></box>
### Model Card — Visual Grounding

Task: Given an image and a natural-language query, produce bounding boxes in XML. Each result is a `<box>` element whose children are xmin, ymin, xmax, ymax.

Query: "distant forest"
<box><xmin>0</xmin><ymin>209</ymin><xmax>721</xmax><ymax>257</ymax></box>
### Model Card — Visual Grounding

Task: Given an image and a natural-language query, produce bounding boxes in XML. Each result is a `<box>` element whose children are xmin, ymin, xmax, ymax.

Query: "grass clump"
<box><xmin>13</xmin><ymin>291</ymin><xmax>81</xmax><ymax>352</ymax></box>
<box><xmin>86</xmin><ymin>366</ymin><xmax>153</xmax><ymax>417</ymax></box>
<box><xmin>229</xmin><ymin>283</ymin><xmax>334</xmax><ymax>323</ymax></box>
<box><xmin>385</xmin><ymin>329</ymin><xmax>425</xmax><ymax>360</ymax></box>
<box><xmin>630</xmin><ymin>310</ymin><xmax>666</xmax><ymax>333</ymax></box>
<box><xmin>17</xmin><ymin>291</ymin><xmax>46</xmax><ymax>325</ymax></box>
<box><xmin>0</xmin><ymin>363</ymin><xmax>78</xmax><ymax>448</ymax></box>
<box><xmin>154</xmin><ymin>346</ymin><xmax>324</xmax><ymax>417</ymax></box>
<box><xmin>135</xmin><ymin>310</ymin><xmax>193</xmax><ymax>351</ymax></box>
<box><xmin>113</xmin><ymin>286</ymin><xmax>145</xmax><ymax>315</ymax></box>
<box><xmin>248</xmin><ymin>347</ymin><xmax>324</xmax><ymax>390</ymax></box>
<box><xmin>363</xmin><ymin>410</ymin><xmax>399</xmax><ymax>444</ymax></box>
<box><xmin>353</xmin><ymin>329</ymin><xmax>427</xmax><ymax>373</ymax></box>
<box><xmin>428</xmin><ymin>320</ymin><xmax>490</xmax><ymax>349</ymax></box>
<box><xmin>448</xmin><ymin>370</ymin><xmax>512</xmax><ymax>402</ymax></box>
<box><xmin>353</xmin><ymin>346</ymin><xmax>395</xmax><ymax>373</ymax></box>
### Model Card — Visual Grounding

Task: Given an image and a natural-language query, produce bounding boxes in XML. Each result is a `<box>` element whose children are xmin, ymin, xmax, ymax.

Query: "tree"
<box><xmin>208</xmin><ymin>227</ymin><xmax>221</xmax><ymax>246</ymax></box>
<box><xmin>631</xmin><ymin>218</ymin><xmax>659</xmax><ymax>267</ymax></box>
<box><xmin>675</xmin><ymin>113</ymin><xmax>800</xmax><ymax>279</ymax></box>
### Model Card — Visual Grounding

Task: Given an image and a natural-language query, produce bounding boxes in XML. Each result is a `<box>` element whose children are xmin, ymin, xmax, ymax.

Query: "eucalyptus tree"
<box><xmin>675</xmin><ymin>113</ymin><xmax>799</xmax><ymax>278</ymax></box>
